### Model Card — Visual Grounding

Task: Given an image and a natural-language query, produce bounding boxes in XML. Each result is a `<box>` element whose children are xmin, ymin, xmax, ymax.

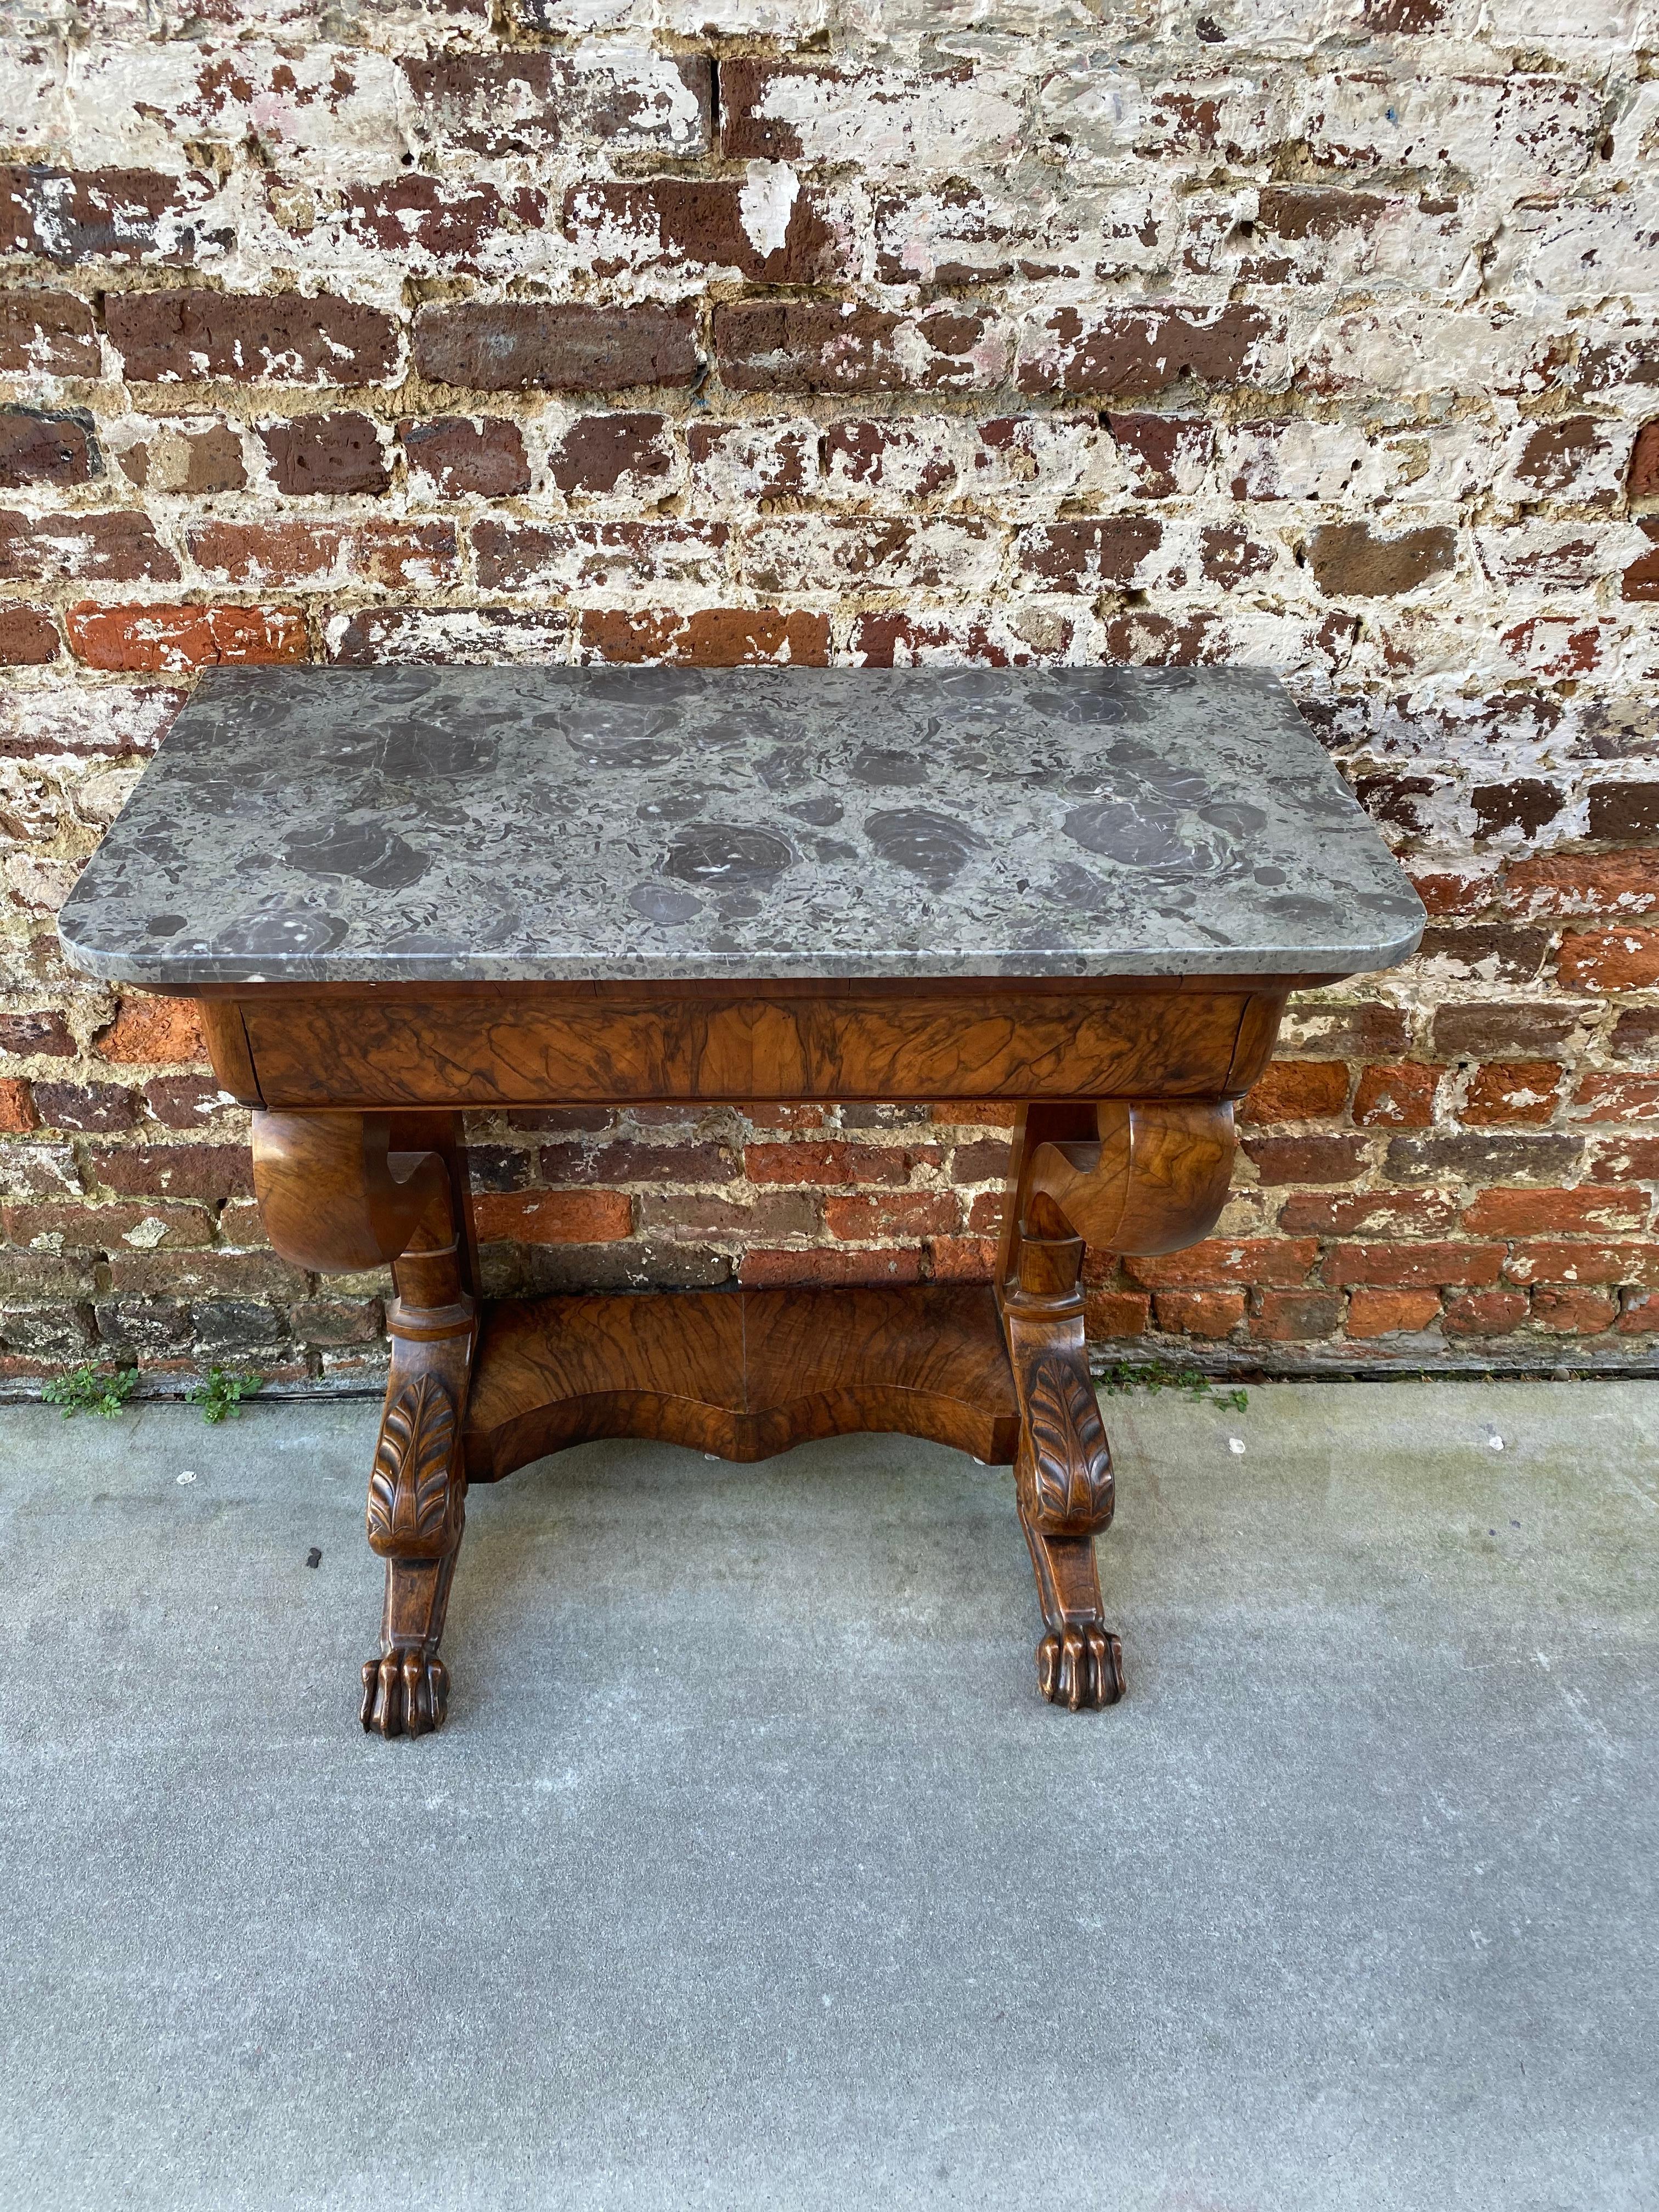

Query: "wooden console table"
<box><xmin>59</xmin><ymin>667</ymin><xmax>1422</xmax><ymax>1734</ymax></box>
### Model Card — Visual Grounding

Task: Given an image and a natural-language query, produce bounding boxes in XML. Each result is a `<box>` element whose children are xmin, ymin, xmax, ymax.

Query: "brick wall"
<box><xmin>2</xmin><ymin>0</ymin><xmax>1656</xmax><ymax>1387</ymax></box>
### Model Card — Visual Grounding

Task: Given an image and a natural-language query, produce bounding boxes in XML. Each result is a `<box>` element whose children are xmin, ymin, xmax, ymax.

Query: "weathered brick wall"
<box><xmin>1</xmin><ymin>0</ymin><xmax>1656</xmax><ymax>1387</ymax></box>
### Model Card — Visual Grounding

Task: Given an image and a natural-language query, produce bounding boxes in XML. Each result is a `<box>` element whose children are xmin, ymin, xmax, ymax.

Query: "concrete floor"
<box><xmin>0</xmin><ymin>1384</ymin><xmax>1655</xmax><ymax>2212</ymax></box>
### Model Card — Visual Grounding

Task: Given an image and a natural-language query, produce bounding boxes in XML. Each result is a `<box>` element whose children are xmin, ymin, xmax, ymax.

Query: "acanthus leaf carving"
<box><xmin>1025</xmin><ymin>1353</ymin><xmax>1113</xmax><ymax>1537</ymax></box>
<box><xmin>366</xmin><ymin>1373</ymin><xmax>457</xmax><ymax>1559</ymax></box>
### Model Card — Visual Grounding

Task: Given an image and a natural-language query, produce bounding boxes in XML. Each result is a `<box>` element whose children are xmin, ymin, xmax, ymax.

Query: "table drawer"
<box><xmin>224</xmin><ymin>984</ymin><xmax>1286</xmax><ymax>1108</ymax></box>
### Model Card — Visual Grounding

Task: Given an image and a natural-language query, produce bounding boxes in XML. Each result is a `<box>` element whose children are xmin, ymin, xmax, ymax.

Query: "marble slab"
<box><xmin>58</xmin><ymin>666</ymin><xmax>1424</xmax><ymax>986</ymax></box>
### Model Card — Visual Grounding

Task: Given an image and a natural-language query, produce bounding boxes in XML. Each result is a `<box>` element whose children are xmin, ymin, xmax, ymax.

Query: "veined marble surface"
<box><xmin>58</xmin><ymin>666</ymin><xmax>1424</xmax><ymax>985</ymax></box>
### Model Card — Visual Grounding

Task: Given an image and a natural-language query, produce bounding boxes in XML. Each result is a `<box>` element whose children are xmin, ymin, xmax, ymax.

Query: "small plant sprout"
<box><xmin>1099</xmin><ymin>1360</ymin><xmax>1249</xmax><ymax>1414</ymax></box>
<box><xmin>43</xmin><ymin>1363</ymin><xmax>140</xmax><ymax>1420</ymax></box>
<box><xmin>188</xmin><ymin>1368</ymin><xmax>266</xmax><ymax>1425</ymax></box>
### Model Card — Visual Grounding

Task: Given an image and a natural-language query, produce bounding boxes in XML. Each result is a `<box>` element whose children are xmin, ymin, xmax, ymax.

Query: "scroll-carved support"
<box><xmin>252</xmin><ymin>1109</ymin><xmax>477</xmax><ymax>1740</ymax></box>
<box><xmin>997</xmin><ymin>1097</ymin><xmax>1237</xmax><ymax>1711</ymax></box>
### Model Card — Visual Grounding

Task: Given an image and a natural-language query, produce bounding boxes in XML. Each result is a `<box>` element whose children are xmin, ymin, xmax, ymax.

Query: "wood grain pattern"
<box><xmin>464</xmin><ymin>1284</ymin><xmax>1020</xmax><ymax>1480</ymax></box>
<box><xmin>237</xmin><ymin>983</ymin><xmax>1286</xmax><ymax>1108</ymax></box>
<box><xmin>230</xmin><ymin>970</ymin><xmax>1314</xmax><ymax>1731</ymax></box>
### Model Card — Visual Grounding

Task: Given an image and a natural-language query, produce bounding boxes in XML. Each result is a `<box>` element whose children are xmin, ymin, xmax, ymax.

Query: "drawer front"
<box><xmin>234</xmin><ymin>986</ymin><xmax>1285</xmax><ymax>1108</ymax></box>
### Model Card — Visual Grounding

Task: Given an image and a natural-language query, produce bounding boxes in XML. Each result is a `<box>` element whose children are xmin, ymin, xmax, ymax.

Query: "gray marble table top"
<box><xmin>58</xmin><ymin>666</ymin><xmax>1424</xmax><ymax>986</ymax></box>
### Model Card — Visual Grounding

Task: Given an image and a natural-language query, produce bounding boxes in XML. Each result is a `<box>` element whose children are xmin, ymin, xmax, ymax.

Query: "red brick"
<box><xmin>94</xmin><ymin>996</ymin><xmax>206</xmax><ymax>1066</ymax></box>
<box><xmin>1346</xmin><ymin>1287</ymin><xmax>1441</xmax><ymax>1335</ymax></box>
<box><xmin>1420</xmin><ymin>927</ymin><xmax>1549</xmax><ymax>984</ymax></box>
<box><xmin>1015</xmin><ymin>518</ymin><xmax>1162</xmax><ymax>591</ymax></box>
<box><xmin>0</xmin><ymin>163</ymin><xmax>214</xmax><ymax>265</ymax></box>
<box><xmin>966</xmin><ymin>1191</ymin><xmax>1005</xmax><ymax>1234</ymax></box>
<box><xmin>1610</xmin><ymin>1008</ymin><xmax>1659</xmax><ymax>1063</ymax></box>
<box><xmin>1622</xmin><ymin>520</ymin><xmax>1659</xmax><ymax>601</ymax></box>
<box><xmin>1617</xmin><ymin>1291</ymin><xmax>1659</xmax><ymax>1334</ymax></box>
<box><xmin>326</xmin><ymin>608</ymin><xmax>571</xmax><ymax>667</ymax></box>
<box><xmin>1017</xmin><ymin>304</ymin><xmax>1273</xmax><ymax>396</ymax></box>
<box><xmin>1153</xmin><ymin>1288</ymin><xmax>1245</xmax><ymax>1338</ymax></box>
<box><xmin>1242</xmin><ymin>1135</ymin><xmax>1369</xmax><ymax>1184</ymax></box>
<box><xmin>0</xmin><ymin>407</ymin><xmax>97</xmax><ymax>489</ymax></box>
<box><xmin>1249</xmin><ymin>1290</ymin><xmax>1341</xmax><ymax>1341</ymax></box>
<box><xmin>1240</xmin><ymin>1061</ymin><xmax>1350</xmax><ymax>1123</ymax></box>
<box><xmin>1279</xmin><ymin>1189</ymin><xmax>1458</xmax><ymax>1235</ymax></box>
<box><xmin>0</xmin><ymin>1009</ymin><xmax>72</xmax><ymax>1057</ymax></box>
<box><xmin>1504</xmin><ymin>1242</ymin><xmax>1659</xmax><ymax>1288</ymax></box>
<box><xmin>1504</xmin><ymin>853</ymin><xmax>1659</xmax><ymax>917</ymax></box>
<box><xmin>473</xmin><ymin>520</ymin><xmax>724</xmax><ymax>594</ymax></box>
<box><xmin>1353</xmin><ymin>1063</ymin><xmax>1443</xmax><ymax>1127</ymax></box>
<box><xmin>579</xmin><ymin>609</ymin><xmax>830</xmax><ymax>668</ymax></box>
<box><xmin>739</xmin><ymin>1246</ymin><xmax>922</xmax><ymax>1288</ymax></box>
<box><xmin>849</xmin><ymin>614</ymin><xmax>1075</xmax><ymax>667</ymax></box>
<box><xmin>471</xmin><ymin>1190</ymin><xmax>631</xmax><ymax>1244</ymax></box>
<box><xmin>1472</xmin><ymin>779</ymin><xmax>1566</xmax><ymax>844</ymax></box>
<box><xmin>1530</xmin><ymin>1286</ymin><xmax>1618</xmax><ymax>1334</ymax></box>
<box><xmin>1591</xmin><ymin>1136</ymin><xmax>1659</xmax><ymax>1181</ymax></box>
<box><xmin>927</xmin><ymin>1235</ymin><xmax>1000</xmax><ymax>1282</ymax></box>
<box><xmin>0</xmin><ymin>1078</ymin><xmax>36</xmax><ymax>1133</ymax></box>
<box><xmin>335</xmin><ymin>176</ymin><xmax>546</xmax><ymax>268</ymax></box>
<box><xmin>826</xmin><ymin>1191</ymin><xmax>957</xmax><ymax>1240</ymax></box>
<box><xmin>1412</xmin><ymin>870</ymin><xmax>1494</xmax><ymax>917</ymax></box>
<box><xmin>685</xmin><ymin>419</ymin><xmax>815</xmax><ymax>504</ymax></box>
<box><xmin>1322</xmin><ymin>1242</ymin><xmax>1505</xmax><ymax>1288</ymax></box>
<box><xmin>188</xmin><ymin>520</ymin><xmax>458</xmax><ymax>589</ymax></box>
<box><xmin>1441</xmin><ymin>1290</ymin><xmax>1528</xmax><ymax>1336</ymax></box>
<box><xmin>3</xmin><ymin>1198</ymin><xmax>213</xmax><ymax>1250</ymax></box>
<box><xmin>714</xmin><ymin>301</ymin><xmax>1004</xmax><ymax>394</ymax></box>
<box><xmin>1630</xmin><ymin>421</ymin><xmax>1659</xmax><ymax>500</ymax></box>
<box><xmin>1084</xmin><ymin>1289</ymin><xmax>1151</xmax><ymax>1337</ymax></box>
<box><xmin>107</xmin><ymin>291</ymin><xmax>397</xmax><ymax>386</ymax></box>
<box><xmin>30</xmin><ymin>1081</ymin><xmax>134</xmax><ymax>1131</ymax></box>
<box><xmin>1572</xmin><ymin>1074</ymin><xmax>1659</xmax><ymax>1122</ymax></box>
<box><xmin>1124</xmin><ymin>1238</ymin><xmax>1319</xmax><ymax>1289</ymax></box>
<box><xmin>539</xmin><ymin>1141</ymin><xmax>736</xmax><ymax>1185</ymax></box>
<box><xmin>403</xmin><ymin>51</ymin><xmax>710</xmax><ymax>159</ymax></box>
<box><xmin>66</xmin><ymin>603</ymin><xmax>308</xmax><ymax>672</ymax></box>
<box><xmin>0</xmin><ymin>606</ymin><xmax>58</xmax><ymax>663</ymax></box>
<box><xmin>0</xmin><ymin>509</ymin><xmax>179</xmax><ymax>584</ymax></box>
<box><xmin>565</xmin><ymin>180</ymin><xmax>847</xmax><ymax>284</ymax></box>
<box><xmin>1108</xmin><ymin>411</ymin><xmax>1214</xmax><ymax>498</ymax></box>
<box><xmin>0</xmin><ymin>290</ymin><xmax>99</xmax><ymax>375</ymax></box>
<box><xmin>743</xmin><ymin>1142</ymin><xmax>911</xmax><ymax>1187</ymax></box>
<box><xmin>745</xmin><ymin>1105</ymin><xmax>826</xmax><ymax>1131</ymax></box>
<box><xmin>1586</xmin><ymin>788</ymin><xmax>1659</xmax><ymax>848</ymax></box>
<box><xmin>1557</xmin><ymin>929</ymin><xmax>1659</xmax><ymax>989</ymax></box>
<box><xmin>548</xmin><ymin>413</ymin><xmax>673</xmax><ymax>498</ymax></box>
<box><xmin>413</xmin><ymin>303</ymin><xmax>698</xmax><ymax>393</ymax></box>
<box><xmin>825</xmin><ymin>419</ymin><xmax>957</xmax><ymax>498</ymax></box>
<box><xmin>1308</xmin><ymin>523</ymin><xmax>1457</xmax><ymax>596</ymax></box>
<box><xmin>259</xmin><ymin>412</ymin><xmax>388</xmax><ymax>496</ymax></box>
<box><xmin>82</xmin><ymin>1144</ymin><xmax>252</xmax><ymax>1201</ymax></box>
<box><xmin>1463</xmin><ymin>1186</ymin><xmax>1649</xmax><ymax>1236</ymax></box>
<box><xmin>1431</xmin><ymin>1003</ymin><xmax>1584</xmax><ymax>1058</ymax></box>
<box><xmin>400</xmin><ymin>417</ymin><xmax>529</xmax><ymax>500</ymax></box>
<box><xmin>1463</xmin><ymin>1061</ymin><xmax>1562</xmax><ymax>1126</ymax></box>
<box><xmin>143</xmin><ymin>1075</ymin><xmax>241</xmax><ymax>1128</ymax></box>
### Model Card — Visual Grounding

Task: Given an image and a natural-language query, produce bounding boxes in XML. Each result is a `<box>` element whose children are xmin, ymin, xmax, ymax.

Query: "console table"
<box><xmin>59</xmin><ymin>666</ymin><xmax>1422</xmax><ymax>1735</ymax></box>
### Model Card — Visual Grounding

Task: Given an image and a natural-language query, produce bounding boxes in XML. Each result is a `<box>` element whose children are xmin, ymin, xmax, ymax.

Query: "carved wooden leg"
<box><xmin>997</xmin><ymin>1098</ymin><xmax>1237</xmax><ymax>1710</ymax></box>
<box><xmin>251</xmin><ymin>1110</ymin><xmax>477</xmax><ymax>1738</ymax></box>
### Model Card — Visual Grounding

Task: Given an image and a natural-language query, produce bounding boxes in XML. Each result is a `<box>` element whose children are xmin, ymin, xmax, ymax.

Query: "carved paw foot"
<box><xmin>360</xmin><ymin>1648</ymin><xmax>449</xmax><ymax>1739</ymax></box>
<box><xmin>1037</xmin><ymin>1624</ymin><xmax>1124</xmax><ymax>1711</ymax></box>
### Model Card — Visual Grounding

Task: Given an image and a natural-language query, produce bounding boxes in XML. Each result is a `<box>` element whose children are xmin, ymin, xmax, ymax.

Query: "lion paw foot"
<box><xmin>1037</xmin><ymin>1624</ymin><xmax>1124</xmax><ymax>1711</ymax></box>
<box><xmin>360</xmin><ymin>1649</ymin><xmax>449</xmax><ymax>1739</ymax></box>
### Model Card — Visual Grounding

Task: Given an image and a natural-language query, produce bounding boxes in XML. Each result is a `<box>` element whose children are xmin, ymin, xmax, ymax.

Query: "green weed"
<box><xmin>1099</xmin><ymin>1361</ymin><xmax>1248</xmax><ymax>1413</ymax></box>
<box><xmin>43</xmin><ymin>1363</ymin><xmax>139</xmax><ymax>1420</ymax></box>
<box><xmin>187</xmin><ymin>1367</ymin><xmax>264</xmax><ymax>1424</ymax></box>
